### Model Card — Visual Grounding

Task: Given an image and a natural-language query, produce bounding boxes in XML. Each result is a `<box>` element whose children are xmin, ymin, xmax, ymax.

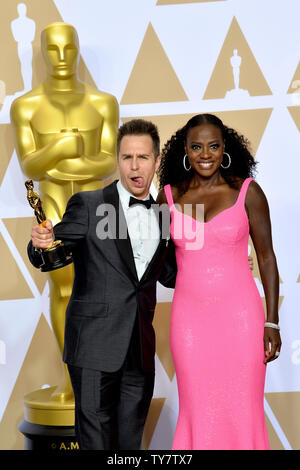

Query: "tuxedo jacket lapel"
<box><xmin>103</xmin><ymin>181</ymin><xmax>138</xmax><ymax>282</ymax></box>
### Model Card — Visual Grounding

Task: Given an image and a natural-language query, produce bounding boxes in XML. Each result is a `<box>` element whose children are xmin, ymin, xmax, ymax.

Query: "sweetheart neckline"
<box><xmin>171</xmin><ymin>197</ymin><xmax>242</xmax><ymax>224</ymax></box>
<box><xmin>168</xmin><ymin>178</ymin><xmax>252</xmax><ymax>224</ymax></box>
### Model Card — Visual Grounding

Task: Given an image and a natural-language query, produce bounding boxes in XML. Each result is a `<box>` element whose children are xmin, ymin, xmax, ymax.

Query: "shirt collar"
<box><xmin>117</xmin><ymin>180</ymin><xmax>150</xmax><ymax>209</ymax></box>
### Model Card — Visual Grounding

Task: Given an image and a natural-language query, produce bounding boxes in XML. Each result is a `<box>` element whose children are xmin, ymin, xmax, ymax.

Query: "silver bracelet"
<box><xmin>264</xmin><ymin>322</ymin><xmax>280</xmax><ymax>331</ymax></box>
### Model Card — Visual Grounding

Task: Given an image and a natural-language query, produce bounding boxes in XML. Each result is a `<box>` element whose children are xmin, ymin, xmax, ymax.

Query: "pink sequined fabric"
<box><xmin>164</xmin><ymin>178</ymin><xmax>269</xmax><ymax>450</ymax></box>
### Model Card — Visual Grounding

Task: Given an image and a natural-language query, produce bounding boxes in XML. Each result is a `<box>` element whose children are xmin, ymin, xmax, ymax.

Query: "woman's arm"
<box><xmin>156</xmin><ymin>188</ymin><xmax>177</xmax><ymax>288</ymax></box>
<box><xmin>246</xmin><ymin>181</ymin><xmax>281</xmax><ymax>363</ymax></box>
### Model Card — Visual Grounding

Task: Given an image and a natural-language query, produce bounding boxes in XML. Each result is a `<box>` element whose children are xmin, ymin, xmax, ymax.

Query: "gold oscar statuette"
<box><xmin>11</xmin><ymin>21</ymin><xmax>119</xmax><ymax>434</ymax></box>
<box><xmin>25</xmin><ymin>179</ymin><xmax>73</xmax><ymax>272</ymax></box>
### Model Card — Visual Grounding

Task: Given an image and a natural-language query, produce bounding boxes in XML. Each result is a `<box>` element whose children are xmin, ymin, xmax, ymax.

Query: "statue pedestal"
<box><xmin>18</xmin><ymin>386</ymin><xmax>78</xmax><ymax>451</ymax></box>
<box><xmin>18</xmin><ymin>420</ymin><xmax>78</xmax><ymax>450</ymax></box>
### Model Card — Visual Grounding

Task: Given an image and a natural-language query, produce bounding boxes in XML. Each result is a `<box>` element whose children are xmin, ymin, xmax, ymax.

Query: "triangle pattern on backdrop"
<box><xmin>287</xmin><ymin>106</ymin><xmax>300</xmax><ymax>133</ymax></box>
<box><xmin>203</xmin><ymin>17</ymin><xmax>272</xmax><ymax>99</ymax></box>
<box><xmin>0</xmin><ymin>0</ymin><xmax>98</xmax><ymax>184</ymax></box>
<box><xmin>265</xmin><ymin>392</ymin><xmax>300</xmax><ymax>450</ymax></box>
<box><xmin>3</xmin><ymin>217</ymin><xmax>48</xmax><ymax>294</ymax></box>
<box><xmin>142</xmin><ymin>398</ymin><xmax>166</xmax><ymax>450</ymax></box>
<box><xmin>287</xmin><ymin>62</ymin><xmax>300</xmax><ymax>94</ymax></box>
<box><xmin>122</xmin><ymin>108</ymin><xmax>273</xmax><ymax>190</ymax></box>
<box><xmin>0</xmin><ymin>313</ymin><xmax>63</xmax><ymax>450</ymax></box>
<box><xmin>0</xmin><ymin>125</ymin><xmax>15</xmax><ymax>186</ymax></box>
<box><xmin>0</xmin><ymin>232</ymin><xmax>33</xmax><ymax>300</ymax></box>
<box><xmin>121</xmin><ymin>23</ymin><xmax>188</xmax><ymax>104</ymax></box>
<box><xmin>122</xmin><ymin>108</ymin><xmax>272</xmax><ymax>160</ymax></box>
<box><xmin>264</xmin><ymin>414</ymin><xmax>285</xmax><ymax>450</ymax></box>
<box><xmin>0</xmin><ymin>0</ymin><xmax>97</xmax><ymax>100</ymax></box>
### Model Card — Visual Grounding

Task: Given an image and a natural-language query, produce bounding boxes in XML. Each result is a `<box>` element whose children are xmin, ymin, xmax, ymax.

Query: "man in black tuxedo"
<box><xmin>28</xmin><ymin>119</ymin><xmax>176</xmax><ymax>450</ymax></box>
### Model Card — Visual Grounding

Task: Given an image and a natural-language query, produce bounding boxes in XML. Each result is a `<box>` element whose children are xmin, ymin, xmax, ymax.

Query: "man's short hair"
<box><xmin>117</xmin><ymin>119</ymin><xmax>160</xmax><ymax>158</ymax></box>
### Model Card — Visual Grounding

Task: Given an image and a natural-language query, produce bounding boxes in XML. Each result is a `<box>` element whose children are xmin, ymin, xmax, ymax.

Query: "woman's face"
<box><xmin>184</xmin><ymin>124</ymin><xmax>225</xmax><ymax>178</ymax></box>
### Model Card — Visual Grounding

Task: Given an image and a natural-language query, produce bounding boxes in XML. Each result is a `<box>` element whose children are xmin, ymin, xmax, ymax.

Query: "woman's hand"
<box><xmin>264</xmin><ymin>327</ymin><xmax>282</xmax><ymax>364</ymax></box>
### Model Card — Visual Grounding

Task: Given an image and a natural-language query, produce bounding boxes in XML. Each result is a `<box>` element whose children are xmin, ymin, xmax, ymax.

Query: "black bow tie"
<box><xmin>129</xmin><ymin>195</ymin><xmax>155</xmax><ymax>209</ymax></box>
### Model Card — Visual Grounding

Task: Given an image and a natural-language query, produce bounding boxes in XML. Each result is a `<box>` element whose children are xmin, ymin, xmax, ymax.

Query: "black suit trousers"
<box><xmin>67</xmin><ymin>320</ymin><xmax>155</xmax><ymax>450</ymax></box>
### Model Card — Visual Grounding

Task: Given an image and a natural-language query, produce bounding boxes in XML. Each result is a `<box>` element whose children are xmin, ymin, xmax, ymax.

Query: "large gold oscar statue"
<box><xmin>10</xmin><ymin>22</ymin><xmax>119</xmax><ymax>431</ymax></box>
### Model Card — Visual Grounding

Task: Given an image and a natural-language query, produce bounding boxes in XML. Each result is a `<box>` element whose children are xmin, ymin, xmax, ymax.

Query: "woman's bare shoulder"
<box><xmin>156</xmin><ymin>184</ymin><xmax>179</xmax><ymax>204</ymax></box>
<box><xmin>156</xmin><ymin>188</ymin><xmax>167</xmax><ymax>204</ymax></box>
<box><xmin>244</xmin><ymin>178</ymin><xmax>269</xmax><ymax>212</ymax></box>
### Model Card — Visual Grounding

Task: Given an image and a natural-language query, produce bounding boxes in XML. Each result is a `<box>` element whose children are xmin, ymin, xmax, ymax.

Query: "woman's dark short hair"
<box><xmin>117</xmin><ymin>119</ymin><xmax>160</xmax><ymax>158</ymax></box>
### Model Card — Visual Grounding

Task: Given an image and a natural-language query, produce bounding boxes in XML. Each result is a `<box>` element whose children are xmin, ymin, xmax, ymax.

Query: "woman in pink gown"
<box><xmin>157</xmin><ymin>114</ymin><xmax>281</xmax><ymax>450</ymax></box>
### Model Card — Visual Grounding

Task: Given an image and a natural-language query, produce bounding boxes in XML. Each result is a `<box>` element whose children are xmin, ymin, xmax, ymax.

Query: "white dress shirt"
<box><xmin>117</xmin><ymin>180</ymin><xmax>160</xmax><ymax>280</ymax></box>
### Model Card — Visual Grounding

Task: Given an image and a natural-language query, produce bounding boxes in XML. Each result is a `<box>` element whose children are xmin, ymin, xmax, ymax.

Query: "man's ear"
<box><xmin>155</xmin><ymin>154</ymin><xmax>161</xmax><ymax>172</ymax></box>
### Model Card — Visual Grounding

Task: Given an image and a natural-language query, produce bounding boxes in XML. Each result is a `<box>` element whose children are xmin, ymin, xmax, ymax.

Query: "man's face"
<box><xmin>118</xmin><ymin>135</ymin><xmax>161</xmax><ymax>199</ymax></box>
